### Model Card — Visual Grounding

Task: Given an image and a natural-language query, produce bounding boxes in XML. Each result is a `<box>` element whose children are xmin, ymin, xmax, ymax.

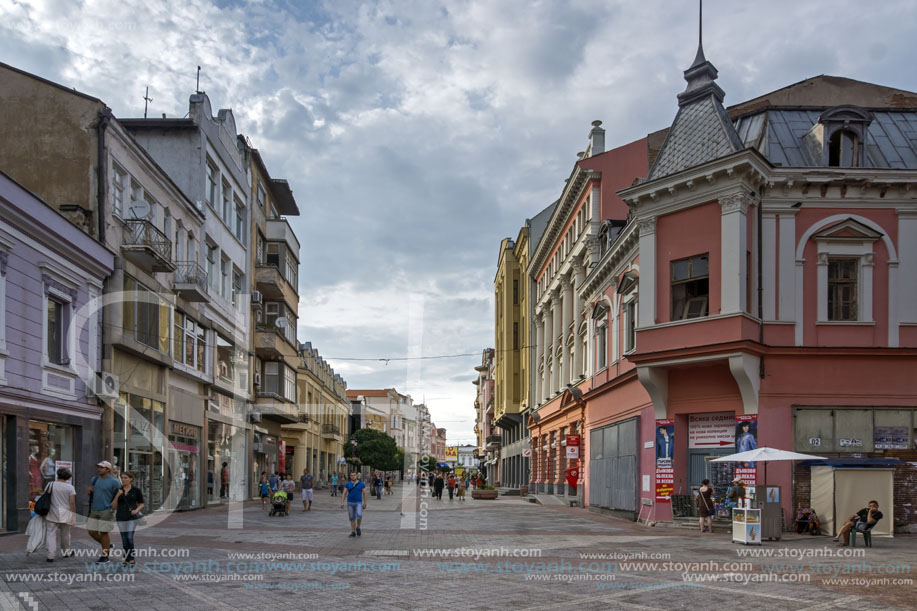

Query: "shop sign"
<box><xmin>565</xmin><ymin>434</ymin><xmax>580</xmax><ymax>459</ymax></box>
<box><xmin>522</xmin><ymin>449</ymin><xmax>532</xmax><ymax>457</ymax></box>
<box><xmin>170</xmin><ymin>422</ymin><xmax>200</xmax><ymax>439</ymax></box>
<box><xmin>688</xmin><ymin>413</ymin><xmax>735</xmax><ymax>448</ymax></box>
<box><xmin>170</xmin><ymin>442</ymin><xmax>199</xmax><ymax>453</ymax></box>
<box><xmin>874</xmin><ymin>426</ymin><xmax>908</xmax><ymax>450</ymax></box>
<box><xmin>445</xmin><ymin>446</ymin><xmax>458</xmax><ymax>462</ymax></box>
<box><xmin>839</xmin><ymin>438</ymin><xmax>863</xmax><ymax>447</ymax></box>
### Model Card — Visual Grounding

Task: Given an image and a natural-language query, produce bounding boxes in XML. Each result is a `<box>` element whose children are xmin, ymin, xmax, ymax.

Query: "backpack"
<box><xmin>34</xmin><ymin>483</ymin><xmax>53</xmax><ymax>517</ymax></box>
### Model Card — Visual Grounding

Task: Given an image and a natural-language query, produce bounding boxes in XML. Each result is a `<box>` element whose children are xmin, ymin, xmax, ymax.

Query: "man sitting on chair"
<box><xmin>835</xmin><ymin>500</ymin><xmax>882</xmax><ymax>546</ymax></box>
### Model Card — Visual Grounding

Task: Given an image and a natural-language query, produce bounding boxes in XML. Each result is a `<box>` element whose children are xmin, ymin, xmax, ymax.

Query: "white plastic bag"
<box><xmin>25</xmin><ymin>515</ymin><xmax>47</xmax><ymax>554</ymax></box>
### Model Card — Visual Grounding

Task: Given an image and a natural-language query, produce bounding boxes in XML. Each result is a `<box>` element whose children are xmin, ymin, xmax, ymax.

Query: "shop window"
<box><xmin>827</xmin><ymin>258</ymin><xmax>858</xmax><ymax>321</ymax></box>
<box><xmin>671</xmin><ymin>254</ymin><xmax>709</xmax><ymax>320</ymax></box>
<box><xmin>29</xmin><ymin>421</ymin><xmax>74</xmax><ymax>501</ymax></box>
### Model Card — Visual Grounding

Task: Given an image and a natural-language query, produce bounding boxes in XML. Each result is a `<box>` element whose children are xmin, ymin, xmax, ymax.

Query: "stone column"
<box><xmin>535</xmin><ymin>312</ymin><xmax>545</xmax><ymax>405</ymax></box>
<box><xmin>637</xmin><ymin>216</ymin><xmax>656</xmax><ymax>327</ymax></box>
<box><xmin>720</xmin><ymin>192</ymin><xmax>750</xmax><ymax>315</ymax></box>
<box><xmin>561</xmin><ymin>274</ymin><xmax>574</xmax><ymax>385</ymax></box>
<box><xmin>573</xmin><ymin>261</ymin><xmax>586</xmax><ymax>379</ymax></box>
<box><xmin>551</xmin><ymin>288</ymin><xmax>562</xmax><ymax>395</ymax></box>
<box><xmin>542</xmin><ymin>302</ymin><xmax>552</xmax><ymax>400</ymax></box>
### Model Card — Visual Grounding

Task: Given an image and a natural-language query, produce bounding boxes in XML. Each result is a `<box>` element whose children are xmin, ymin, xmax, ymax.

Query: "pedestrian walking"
<box><xmin>330</xmin><ymin>473</ymin><xmax>339</xmax><ymax>496</ymax></box>
<box><xmin>220</xmin><ymin>462</ymin><xmax>229</xmax><ymax>498</ymax></box>
<box><xmin>259</xmin><ymin>472</ymin><xmax>271</xmax><ymax>509</ymax></box>
<box><xmin>385</xmin><ymin>474</ymin><xmax>392</xmax><ymax>495</ymax></box>
<box><xmin>269</xmin><ymin>471</ymin><xmax>279</xmax><ymax>492</ymax></box>
<box><xmin>341</xmin><ymin>472</ymin><xmax>367</xmax><ymax>537</ymax></box>
<box><xmin>434</xmin><ymin>472</ymin><xmax>445</xmax><ymax>500</ymax></box>
<box><xmin>447</xmin><ymin>473</ymin><xmax>456</xmax><ymax>501</ymax></box>
<box><xmin>456</xmin><ymin>477</ymin><xmax>466</xmax><ymax>501</ymax></box>
<box><xmin>697</xmin><ymin>479</ymin><xmax>715</xmax><ymax>533</ymax></box>
<box><xmin>300</xmin><ymin>469</ymin><xmax>314</xmax><ymax>511</ymax></box>
<box><xmin>86</xmin><ymin>461</ymin><xmax>120</xmax><ymax>563</ymax></box>
<box><xmin>113</xmin><ymin>471</ymin><xmax>144</xmax><ymax>567</ymax></box>
<box><xmin>372</xmin><ymin>472</ymin><xmax>383</xmax><ymax>500</ymax></box>
<box><xmin>281</xmin><ymin>473</ymin><xmax>295</xmax><ymax>514</ymax></box>
<box><xmin>44</xmin><ymin>467</ymin><xmax>76</xmax><ymax>562</ymax></box>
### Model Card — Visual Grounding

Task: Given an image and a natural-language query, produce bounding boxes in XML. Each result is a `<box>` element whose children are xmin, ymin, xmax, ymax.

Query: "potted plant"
<box><xmin>472</xmin><ymin>484</ymin><xmax>498</xmax><ymax>500</ymax></box>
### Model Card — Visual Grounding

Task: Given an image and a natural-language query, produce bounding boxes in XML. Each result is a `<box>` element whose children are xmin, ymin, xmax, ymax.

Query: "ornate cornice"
<box><xmin>719</xmin><ymin>191</ymin><xmax>752</xmax><ymax>215</ymax></box>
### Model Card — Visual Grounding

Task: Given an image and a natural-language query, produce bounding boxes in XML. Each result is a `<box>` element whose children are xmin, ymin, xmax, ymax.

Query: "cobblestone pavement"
<box><xmin>1</xmin><ymin>484</ymin><xmax>913</xmax><ymax>610</ymax></box>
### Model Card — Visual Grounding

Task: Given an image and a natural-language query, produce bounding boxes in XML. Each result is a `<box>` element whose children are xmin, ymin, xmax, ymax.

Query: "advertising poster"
<box><xmin>735</xmin><ymin>415</ymin><xmax>758</xmax><ymax>484</ymax></box>
<box><xmin>874</xmin><ymin>426</ymin><xmax>909</xmax><ymax>450</ymax></box>
<box><xmin>746</xmin><ymin>524</ymin><xmax>761</xmax><ymax>544</ymax></box>
<box><xmin>766</xmin><ymin>487</ymin><xmax>780</xmax><ymax>503</ymax></box>
<box><xmin>655</xmin><ymin>419</ymin><xmax>674</xmax><ymax>469</ymax></box>
<box><xmin>445</xmin><ymin>446</ymin><xmax>458</xmax><ymax>462</ymax></box>
<box><xmin>564</xmin><ymin>466</ymin><xmax>579</xmax><ymax>489</ymax></box>
<box><xmin>654</xmin><ymin>419</ymin><xmax>675</xmax><ymax>503</ymax></box>
<box><xmin>688</xmin><ymin>413</ymin><xmax>734</xmax><ymax>448</ymax></box>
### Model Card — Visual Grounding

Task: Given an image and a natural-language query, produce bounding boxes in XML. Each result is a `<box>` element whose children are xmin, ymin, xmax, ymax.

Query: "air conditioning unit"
<box><xmin>250</xmin><ymin>412</ymin><xmax>262</xmax><ymax>423</ymax></box>
<box><xmin>251</xmin><ymin>290</ymin><xmax>263</xmax><ymax>305</ymax></box>
<box><xmin>94</xmin><ymin>372</ymin><xmax>119</xmax><ymax>400</ymax></box>
<box><xmin>253</xmin><ymin>372</ymin><xmax>261</xmax><ymax>387</ymax></box>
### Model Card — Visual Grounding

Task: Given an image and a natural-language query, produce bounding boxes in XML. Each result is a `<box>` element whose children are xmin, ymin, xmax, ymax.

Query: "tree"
<box><xmin>352</xmin><ymin>428</ymin><xmax>398</xmax><ymax>470</ymax></box>
<box><xmin>418</xmin><ymin>455</ymin><xmax>438</xmax><ymax>473</ymax></box>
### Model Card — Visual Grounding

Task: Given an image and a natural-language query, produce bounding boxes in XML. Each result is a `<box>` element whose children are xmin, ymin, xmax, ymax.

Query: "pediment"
<box><xmin>812</xmin><ymin>218</ymin><xmax>882</xmax><ymax>242</ymax></box>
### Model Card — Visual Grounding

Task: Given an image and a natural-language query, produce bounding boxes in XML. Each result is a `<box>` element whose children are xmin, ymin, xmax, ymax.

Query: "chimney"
<box><xmin>589</xmin><ymin>120</ymin><xmax>605</xmax><ymax>156</ymax></box>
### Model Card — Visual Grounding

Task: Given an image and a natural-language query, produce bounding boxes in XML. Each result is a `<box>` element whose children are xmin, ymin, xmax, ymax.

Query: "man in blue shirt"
<box><xmin>341</xmin><ymin>471</ymin><xmax>367</xmax><ymax>537</ymax></box>
<box><xmin>85</xmin><ymin>461</ymin><xmax>121</xmax><ymax>563</ymax></box>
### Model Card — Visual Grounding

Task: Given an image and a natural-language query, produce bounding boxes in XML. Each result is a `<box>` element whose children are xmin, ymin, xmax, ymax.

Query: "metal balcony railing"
<box><xmin>322</xmin><ymin>423</ymin><xmax>341</xmax><ymax>435</ymax></box>
<box><xmin>123</xmin><ymin>219</ymin><xmax>171</xmax><ymax>262</ymax></box>
<box><xmin>174</xmin><ymin>261</ymin><xmax>208</xmax><ymax>292</ymax></box>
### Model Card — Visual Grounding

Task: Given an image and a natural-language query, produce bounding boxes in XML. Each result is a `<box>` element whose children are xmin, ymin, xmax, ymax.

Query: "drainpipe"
<box><xmin>757</xmin><ymin>188</ymin><xmax>765</xmax><ymax>378</ymax></box>
<box><xmin>97</xmin><ymin>108</ymin><xmax>113</xmax><ymax>245</ymax></box>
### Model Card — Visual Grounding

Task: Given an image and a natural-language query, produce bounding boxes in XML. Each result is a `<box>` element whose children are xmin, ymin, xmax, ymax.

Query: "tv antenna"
<box><xmin>196</xmin><ymin>65</ymin><xmax>202</xmax><ymax>94</ymax></box>
<box><xmin>143</xmin><ymin>86</ymin><xmax>153</xmax><ymax>119</ymax></box>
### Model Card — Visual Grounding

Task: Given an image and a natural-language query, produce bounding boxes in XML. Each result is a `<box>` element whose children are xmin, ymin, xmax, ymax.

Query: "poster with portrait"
<box><xmin>655</xmin><ymin>419</ymin><xmax>675</xmax><ymax>469</ymax></box>
<box><xmin>735</xmin><ymin>415</ymin><xmax>758</xmax><ymax>484</ymax></box>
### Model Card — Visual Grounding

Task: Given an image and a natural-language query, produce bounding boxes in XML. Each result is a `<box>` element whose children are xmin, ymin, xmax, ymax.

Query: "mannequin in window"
<box><xmin>41</xmin><ymin>448</ymin><xmax>58</xmax><ymax>486</ymax></box>
<box><xmin>30</xmin><ymin>445</ymin><xmax>43</xmax><ymax>498</ymax></box>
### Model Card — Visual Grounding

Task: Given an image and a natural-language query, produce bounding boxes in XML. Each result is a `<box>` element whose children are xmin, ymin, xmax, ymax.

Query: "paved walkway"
<box><xmin>1</xmin><ymin>484</ymin><xmax>913</xmax><ymax>610</ymax></box>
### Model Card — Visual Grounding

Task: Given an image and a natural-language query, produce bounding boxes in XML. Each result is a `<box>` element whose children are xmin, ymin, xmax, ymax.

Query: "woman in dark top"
<box><xmin>697</xmin><ymin>479</ymin><xmax>715</xmax><ymax>533</ymax></box>
<box><xmin>113</xmin><ymin>471</ymin><xmax>144</xmax><ymax>566</ymax></box>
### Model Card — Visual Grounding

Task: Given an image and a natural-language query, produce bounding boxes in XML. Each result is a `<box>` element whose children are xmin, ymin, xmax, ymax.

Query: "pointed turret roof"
<box><xmin>647</xmin><ymin>9</ymin><xmax>743</xmax><ymax>180</ymax></box>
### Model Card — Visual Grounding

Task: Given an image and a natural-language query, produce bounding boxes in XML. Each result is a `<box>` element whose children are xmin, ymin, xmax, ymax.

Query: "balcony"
<box><xmin>173</xmin><ymin>261</ymin><xmax>209</xmax><ymax>302</ymax></box>
<box><xmin>252</xmin><ymin>398</ymin><xmax>298</xmax><ymax>424</ymax></box>
<box><xmin>486</xmin><ymin>433</ymin><xmax>501</xmax><ymax>450</ymax></box>
<box><xmin>254</xmin><ymin>264</ymin><xmax>296</xmax><ymax>304</ymax></box>
<box><xmin>122</xmin><ymin>219</ymin><xmax>174</xmax><ymax>272</ymax></box>
<box><xmin>254</xmin><ymin>326</ymin><xmax>296</xmax><ymax>359</ymax></box>
<box><xmin>322</xmin><ymin>423</ymin><xmax>342</xmax><ymax>440</ymax></box>
<box><xmin>266</xmin><ymin>218</ymin><xmax>300</xmax><ymax>257</ymax></box>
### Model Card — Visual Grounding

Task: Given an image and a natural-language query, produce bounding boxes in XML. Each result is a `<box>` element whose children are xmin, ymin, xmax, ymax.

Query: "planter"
<box><xmin>519</xmin><ymin>485</ymin><xmax>528</xmax><ymax>497</ymax></box>
<box><xmin>472</xmin><ymin>489</ymin><xmax>498</xmax><ymax>500</ymax></box>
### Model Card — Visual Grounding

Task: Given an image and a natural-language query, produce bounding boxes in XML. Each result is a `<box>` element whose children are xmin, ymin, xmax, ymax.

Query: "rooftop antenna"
<box><xmin>143</xmin><ymin>86</ymin><xmax>153</xmax><ymax>119</ymax></box>
<box><xmin>691</xmin><ymin>0</ymin><xmax>706</xmax><ymax>67</ymax></box>
<box><xmin>196</xmin><ymin>65</ymin><xmax>202</xmax><ymax>94</ymax></box>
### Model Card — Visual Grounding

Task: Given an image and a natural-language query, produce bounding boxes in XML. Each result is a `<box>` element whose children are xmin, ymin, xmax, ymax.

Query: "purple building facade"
<box><xmin>0</xmin><ymin>171</ymin><xmax>113</xmax><ymax>531</ymax></box>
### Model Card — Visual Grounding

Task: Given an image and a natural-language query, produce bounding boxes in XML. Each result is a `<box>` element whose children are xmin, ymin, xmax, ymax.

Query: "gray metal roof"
<box><xmin>734</xmin><ymin>109</ymin><xmax>917</xmax><ymax>169</ymax></box>
<box><xmin>648</xmin><ymin>94</ymin><xmax>743</xmax><ymax>179</ymax></box>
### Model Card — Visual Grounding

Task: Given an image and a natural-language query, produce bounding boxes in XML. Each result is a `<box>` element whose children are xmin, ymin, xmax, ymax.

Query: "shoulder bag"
<box><xmin>34</xmin><ymin>482</ymin><xmax>53</xmax><ymax>517</ymax></box>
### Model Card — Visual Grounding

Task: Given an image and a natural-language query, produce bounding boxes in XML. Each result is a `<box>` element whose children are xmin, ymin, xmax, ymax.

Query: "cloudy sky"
<box><xmin>2</xmin><ymin>0</ymin><xmax>915</xmax><ymax>444</ymax></box>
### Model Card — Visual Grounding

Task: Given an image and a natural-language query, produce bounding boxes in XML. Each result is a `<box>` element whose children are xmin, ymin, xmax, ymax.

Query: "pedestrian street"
<box><xmin>2</xmin><ymin>483</ymin><xmax>913</xmax><ymax>610</ymax></box>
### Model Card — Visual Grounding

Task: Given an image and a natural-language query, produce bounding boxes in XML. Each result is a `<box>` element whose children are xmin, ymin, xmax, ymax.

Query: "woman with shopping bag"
<box><xmin>44</xmin><ymin>467</ymin><xmax>76</xmax><ymax>562</ymax></box>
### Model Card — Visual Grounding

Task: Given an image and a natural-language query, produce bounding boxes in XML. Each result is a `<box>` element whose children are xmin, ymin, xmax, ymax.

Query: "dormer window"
<box><xmin>828</xmin><ymin>130</ymin><xmax>859</xmax><ymax>167</ymax></box>
<box><xmin>816</xmin><ymin>105</ymin><xmax>873</xmax><ymax>168</ymax></box>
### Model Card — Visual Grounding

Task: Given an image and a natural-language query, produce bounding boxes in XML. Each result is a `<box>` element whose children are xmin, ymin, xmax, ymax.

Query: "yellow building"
<box><xmin>494</xmin><ymin>209</ymin><xmax>552</xmax><ymax>489</ymax></box>
<box><xmin>283</xmin><ymin>344</ymin><xmax>349</xmax><ymax>483</ymax></box>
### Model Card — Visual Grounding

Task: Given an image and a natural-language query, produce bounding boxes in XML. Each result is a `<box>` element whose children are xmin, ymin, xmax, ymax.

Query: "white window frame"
<box><xmin>623</xmin><ymin>293</ymin><xmax>638</xmax><ymax>355</ymax></box>
<box><xmin>593</xmin><ymin>305</ymin><xmax>608</xmax><ymax>372</ymax></box>
<box><xmin>112</xmin><ymin>165</ymin><xmax>127</xmax><ymax>218</ymax></box>
<box><xmin>206</xmin><ymin>161</ymin><xmax>218</xmax><ymax>208</ymax></box>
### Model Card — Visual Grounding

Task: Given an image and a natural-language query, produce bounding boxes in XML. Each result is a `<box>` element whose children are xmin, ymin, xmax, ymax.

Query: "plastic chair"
<box><xmin>851</xmin><ymin>529</ymin><xmax>872</xmax><ymax>547</ymax></box>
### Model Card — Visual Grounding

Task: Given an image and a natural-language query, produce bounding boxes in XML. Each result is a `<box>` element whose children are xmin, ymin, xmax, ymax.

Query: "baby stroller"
<box><xmin>269</xmin><ymin>490</ymin><xmax>288</xmax><ymax>517</ymax></box>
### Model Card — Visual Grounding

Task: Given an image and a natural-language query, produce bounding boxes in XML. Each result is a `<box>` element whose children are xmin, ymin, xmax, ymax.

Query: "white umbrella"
<box><xmin>711</xmin><ymin>447</ymin><xmax>827</xmax><ymax>484</ymax></box>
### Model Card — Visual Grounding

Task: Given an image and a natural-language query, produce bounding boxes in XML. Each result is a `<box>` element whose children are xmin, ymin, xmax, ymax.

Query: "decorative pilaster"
<box><xmin>720</xmin><ymin>191</ymin><xmax>751</xmax><ymax>314</ymax></box>
<box><xmin>637</xmin><ymin>216</ymin><xmax>657</xmax><ymax>327</ymax></box>
<box><xmin>560</xmin><ymin>275</ymin><xmax>573</xmax><ymax>385</ymax></box>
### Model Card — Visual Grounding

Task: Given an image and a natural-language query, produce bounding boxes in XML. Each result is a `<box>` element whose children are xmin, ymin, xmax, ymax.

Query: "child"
<box><xmin>259</xmin><ymin>473</ymin><xmax>271</xmax><ymax>509</ymax></box>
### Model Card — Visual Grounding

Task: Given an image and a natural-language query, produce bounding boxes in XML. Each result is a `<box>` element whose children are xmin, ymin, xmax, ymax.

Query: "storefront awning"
<box><xmin>799</xmin><ymin>458</ymin><xmax>902</xmax><ymax>467</ymax></box>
